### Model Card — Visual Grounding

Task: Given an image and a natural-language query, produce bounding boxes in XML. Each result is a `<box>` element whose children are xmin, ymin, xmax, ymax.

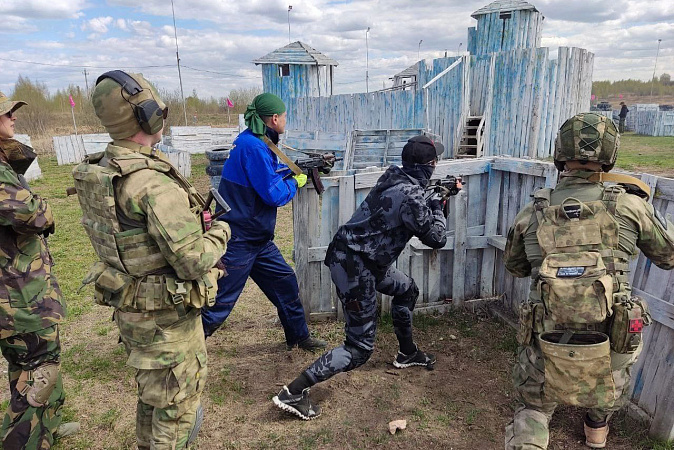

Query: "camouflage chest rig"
<box><xmin>72</xmin><ymin>147</ymin><xmax>216</xmax><ymax>316</ymax></box>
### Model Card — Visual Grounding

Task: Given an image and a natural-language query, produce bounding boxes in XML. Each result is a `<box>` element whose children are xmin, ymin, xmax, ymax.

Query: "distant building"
<box><xmin>253</xmin><ymin>41</ymin><xmax>338</xmax><ymax>104</ymax></box>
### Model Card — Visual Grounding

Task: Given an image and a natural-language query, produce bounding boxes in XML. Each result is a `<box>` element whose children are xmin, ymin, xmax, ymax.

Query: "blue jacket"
<box><xmin>217</xmin><ymin>129</ymin><xmax>297</xmax><ymax>242</ymax></box>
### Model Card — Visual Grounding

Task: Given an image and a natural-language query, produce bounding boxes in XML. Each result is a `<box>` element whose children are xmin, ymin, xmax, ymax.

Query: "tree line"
<box><xmin>592</xmin><ymin>73</ymin><xmax>674</xmax><ymax>100</ymax></box>
<box><xmin>8</xmin><ymin>75</ymin><xmax>261</xmax><ymax>138</ymax></box>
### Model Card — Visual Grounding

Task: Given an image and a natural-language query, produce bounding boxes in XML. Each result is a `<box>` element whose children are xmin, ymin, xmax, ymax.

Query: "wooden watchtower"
<box><xmin>253</xmin><ymin>41</ymin><xmax>338</xmax><ymax>105</ymax></box>
<box><xmin>467</xmin><ymin>0</ymin><xmax>544</xmax><ymax>55</ymax></box>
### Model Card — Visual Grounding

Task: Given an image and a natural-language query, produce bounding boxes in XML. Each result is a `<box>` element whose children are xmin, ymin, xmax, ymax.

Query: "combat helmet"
<box><xmin>554</xmin><ymin>112</ymin><xmax>619</xmax><ymax>172</ymax></box>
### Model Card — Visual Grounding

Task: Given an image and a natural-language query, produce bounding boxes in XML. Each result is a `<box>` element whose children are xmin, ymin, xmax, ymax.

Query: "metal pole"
<box><xmin>457</xmin><ymin>42</ymin><xmax>463</xmax><ymax>55</ymax></box>
<box><xmin>650</xmin><ymin>39</ymin><xmax>662</xmax><ymax>99</ymax></box>
<box><xmin>418</xmin><ymin>39</ymin><xmax>423</xmax><ymax>61</ymax></box>
<box><xmin>288</xmin><ymin>6</ymin><xmax>292</xmax><ymax>44</ymax></box>
<box><xmin>171</xmin><ymin>0</ymin><xmax>188</xmax><ymax>126</ymax></box>
<box><xmin>366</xmin><ymin>27</ymin><xmax>370</xmax><ymax>93</ymax></box>
<box><xmin>82</xmin><ymin>69</ymin><xmax>89</xmax><ymax>95</ymax></box>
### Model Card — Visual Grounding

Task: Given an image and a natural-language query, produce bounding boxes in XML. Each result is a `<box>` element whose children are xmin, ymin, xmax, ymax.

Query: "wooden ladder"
<box><xmin>457</xmin><ymin>116</ymin><xmax>485</xmax><ymax>159</ymax></box>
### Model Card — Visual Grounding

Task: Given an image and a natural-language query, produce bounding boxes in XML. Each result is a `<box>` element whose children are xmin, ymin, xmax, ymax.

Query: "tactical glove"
<box><xmin>42</xmin><ymin>223</ymin><xmax>55</xmax><ymax>238</ymax></box>
<box><xmin>293</xmin><ymin>173</ymin><xmax>308</xmax><ymax>188</ymax></box>
<box><xmin>429</xmin><ymin>198</ymin><xmax>449</xmax><ymax>218</ymax></box>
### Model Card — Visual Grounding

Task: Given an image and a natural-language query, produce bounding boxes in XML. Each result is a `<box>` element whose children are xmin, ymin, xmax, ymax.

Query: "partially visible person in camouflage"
<box><xmin>504</xmin><ymin>112</ymin><xmax>674</xmax><ymax>449</ymax></box>
<box><xmin>0</xmin><ymin>92</ymin><xmax>79</xmax><ymax>449</ymax></box>
<box><xmin>273</xmin><ymin>135</ymin><xmax>449</xmax><ymax>420</ymax></box>
<box><xmin>72</xmin><ymin>71</ymin><xmax>230</xmax><ymax>449</ymax></box>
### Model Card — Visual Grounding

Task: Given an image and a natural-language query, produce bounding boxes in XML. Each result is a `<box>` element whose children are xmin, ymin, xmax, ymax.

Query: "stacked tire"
<box><xmin>205</xmin><ymin>146</ymin><xmax>230</xmax><ymax>190</ymax></box>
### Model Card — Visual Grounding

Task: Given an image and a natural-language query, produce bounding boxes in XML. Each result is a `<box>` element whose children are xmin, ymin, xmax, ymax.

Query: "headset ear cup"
<box><xmin>134</xmin><ymin>100</ymin><xmax>163</xmax><ymax>135</ymax></box>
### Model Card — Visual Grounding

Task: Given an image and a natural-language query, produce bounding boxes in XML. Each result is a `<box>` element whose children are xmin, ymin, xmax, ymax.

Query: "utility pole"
<box><xmin>171</xmin><ymin>0</ymin><xmax>188</xmax><ymax>126</ymax></box>
<box><xmin>457</xmin><ymin>42</ymin><xmax>463</xmax><ymax>55</ymax></box>
<box><xmin>288</xmin><ymin>6</ymin><xmax>293</xmax><ymax>44</ymax></box>
<box><xmin>650</xmin><ymin>38</ymin><xmax>662</xmax><ymax>99</ymax></box>
<box><xmin>82</xmin><ymin>69</ymin><xmax>89</xmax><ymax>95</ymax></box>
<box><xmin>366</xmin><ymin>27</ymin><xmax>370</xmax><ymax>93</ymax></box>
<box><xmin>418</xmin><ymin>39</ymin><xmax>423</xmax><ymax>61</ymax></box>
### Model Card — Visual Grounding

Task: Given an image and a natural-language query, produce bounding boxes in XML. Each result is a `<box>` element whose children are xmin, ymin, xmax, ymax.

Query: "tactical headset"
<box><xmin>95</xmin><ymin>70</ymin><xmax>167</xmax><ymax>135</ymax></box>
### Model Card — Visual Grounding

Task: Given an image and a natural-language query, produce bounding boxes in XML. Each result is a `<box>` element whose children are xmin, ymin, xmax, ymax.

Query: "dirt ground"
<box><xmin>0</xmin><ymin>158</ymin><xmax>657</xmax><ymax>450</ymax></box>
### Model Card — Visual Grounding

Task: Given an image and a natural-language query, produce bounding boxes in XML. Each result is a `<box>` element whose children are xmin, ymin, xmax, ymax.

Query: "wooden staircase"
<box><xmin>457</xmin><ymin>116</ymin><xmax>485</xmax><ymax>158</ymax></box>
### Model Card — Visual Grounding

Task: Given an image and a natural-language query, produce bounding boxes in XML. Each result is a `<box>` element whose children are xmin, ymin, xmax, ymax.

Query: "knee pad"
<box><xmin>392</xmin><ymin>281</ymin><xmax>419</xmax><ymax>311</ymax></box>
<box><xmin>186</xmin><ymin>403</ymin><xmax>204</xmax><ymax>446</ymax></box>
<box><xmin>344</xmin><ymin>344</ymin><xmax>373</xmax><ymax>371</ymax></box>
<box><xmin>17</xmin><ymin>363</ymin><xmax>60</xmax><ymax>407</ymax></box>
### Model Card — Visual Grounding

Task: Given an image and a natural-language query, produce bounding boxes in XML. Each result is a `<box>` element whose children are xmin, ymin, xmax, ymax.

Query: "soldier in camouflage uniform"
<box><xmin>72</xmin><ymin>71</ymin><xmax>230</xmax><ymax>449</ymax></box>
<box><xmin>0</xmin><ymin>92</ymin><xmax>79</xmax><ymax>449</ymax></box>
<box><xmin>504</xmin><ymin>113</ymin><xmax>674</xmax><ymax>449</ymax></box>
<box><xmin>273</xmin><ymin>135</ymin><xmax>448</xmax><ymax>420</ymax></box>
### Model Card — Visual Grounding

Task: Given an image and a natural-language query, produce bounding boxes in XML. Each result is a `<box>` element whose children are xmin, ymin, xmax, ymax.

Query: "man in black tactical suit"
<box><xmin>273</xmin><ymin>135</ymin><xmax>449</xmax><ymax>420</ymax></box>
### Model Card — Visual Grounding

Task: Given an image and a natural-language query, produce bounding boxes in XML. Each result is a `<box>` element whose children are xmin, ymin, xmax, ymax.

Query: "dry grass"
<box><xmin>0</xmin><ymin>153</ymin><xmax>668</xmax><ymax>449</ymax></box>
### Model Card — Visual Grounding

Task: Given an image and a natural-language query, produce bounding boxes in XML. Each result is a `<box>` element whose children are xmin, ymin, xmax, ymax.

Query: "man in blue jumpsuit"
<box><xmin>201</xmin><ymin>93</ymin><xmax>326</xmax><ymax>351</ymax></box>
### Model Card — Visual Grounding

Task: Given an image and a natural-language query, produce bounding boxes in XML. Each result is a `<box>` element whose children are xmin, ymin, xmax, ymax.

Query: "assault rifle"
<box><xmin>278</xmin><ymin>144</ymin><xmax>342</xmax><ymax>195</ymax></box>
<box><xmin>424</xmin><ymin>175</ymin><xmax>463</xmax><ymax>217</ymax></box>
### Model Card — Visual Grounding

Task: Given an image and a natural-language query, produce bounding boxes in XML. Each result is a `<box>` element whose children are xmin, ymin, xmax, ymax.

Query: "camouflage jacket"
<box><xmin>99</xmin><ymin>140</ymin><xmax>230</xmax><ymax>280</ymax></box>
<box><xmin>505</xmin><ymin>170</ymin><xmax>674</xmax><ymax>282</ymax></box>
<box><xmin>327</xmin><ymin>165</ymin><xmax>447</xmax><ymax>274</ymax></box>
<box><xmin>0</xmin><ymin>140</ymin><xmax>64</xmax><ymax>337</ymax></box>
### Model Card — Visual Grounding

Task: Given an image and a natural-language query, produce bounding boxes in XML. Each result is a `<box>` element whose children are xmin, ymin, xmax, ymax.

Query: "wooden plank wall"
<box><xmin>634</xmin><ymin>110</ymin><xmax>674</xmax><ymax>136</ymax></box>
<box><xmin>482</xmin><ymin>47</ymin><xmax>594</xmax><ymax>159</ymax></box>
<box><xmin>262</xmin><ymin>64</ymin><xmax>332</xmax><ymax>105</ymax></box>
<box><xmin>13</xmin><ymin>134</ymin><xmax>42</xmax><ymax>181</ymax></box>
<box><xmin>628</xmin><ymin>175</ymin><xmax>674</xmax><ymax>440</ymax></box>
<box><xmin>626</xmin><ymin>104</ymin><xmax>659</xmax><ymax>132</ymax></box>
<box><xmin>348</xmin><ymin>129</ymin><xmax>424</xmax><ymax>170</ymax></box>
<box><xmin>53</xmin><ymin>135</ymin><xmax>86</xmax><ymax>165</ymax></box>
<box><xmin>282</xmin><ymin>130</ymin><xmax>348</xmax><ymax>171</ymax></box>
<box><xmin>471</xmin><ymin>10</ymin><xmax>543</xmax><ymax>56</ymax></box>
<box><xmin>170</xmin><ymin>126</ymin><xmax>240</xmax><ymax>154</ymax></box>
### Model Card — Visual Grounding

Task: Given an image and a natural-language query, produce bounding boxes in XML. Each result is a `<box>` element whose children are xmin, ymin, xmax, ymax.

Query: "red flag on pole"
<box><xmin>226</xmin><ymin>98</ymin><xmax>234</xmax><ymax>108</ymax></box>
<box><xmin>69</xmin><ymin>95</ymin><xmax>75</xmax><ymax>107</ymax></box>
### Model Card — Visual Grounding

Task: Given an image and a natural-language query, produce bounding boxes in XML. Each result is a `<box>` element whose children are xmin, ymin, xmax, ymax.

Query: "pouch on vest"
<box><xmin>609</xmin><ymin>296</ymin><xmax>651</xmax><ymax>354</ymax></box>
<box><xmin>539</xmin><ymin>331</ymin><xmax>617</xmax><ymax>409</ymax></box>
<box><xmin>539</xmin><ymin>251</ymin><xmax>613</xmax><ymax>324</ymax></box>
<box><xmin>517</xmin><ymin>302</ymin><xmax>544</xmax><ymax>346</ymax></box>
<box><xmin>93</xmin><ymin>265</ymin><xmax>136</xmax><ymax>309</ymax></box>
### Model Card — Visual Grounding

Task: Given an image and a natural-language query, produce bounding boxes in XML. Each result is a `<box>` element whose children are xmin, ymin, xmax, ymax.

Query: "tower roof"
<box><xmin>471</xmin><ymin>1</ymin><xmax>539</xmax><ymax>19</ymax></box>
<box><xmin>253</xmin><ymin>41</ymin><xmax>339</xmax><ymax>66</ymax></box>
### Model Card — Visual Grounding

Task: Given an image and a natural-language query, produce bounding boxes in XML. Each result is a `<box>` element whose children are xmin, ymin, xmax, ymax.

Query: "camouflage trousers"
<box><xmin>504</xmin><ymin>338</ymin><xmax>641</xmax><ymax>450</ymax></box>
<box><xmin>115</xmin><ymin>308</ymin><xmax>207</xmax><ymax>450</ymax></box>
<box><xmin>306</xmin><ymin>251</ymin><xmax>415</xmax><ymax>383</ymax></box>
<box><xmin>0</xmin><ymin>325</ymin><xmax>64</xmax><ymax>450</ymax></box>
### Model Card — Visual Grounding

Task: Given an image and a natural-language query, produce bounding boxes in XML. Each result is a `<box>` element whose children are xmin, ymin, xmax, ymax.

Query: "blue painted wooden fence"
<box><xmin>468</xmin><ymin>8</ymin><xmax>543</xmax><ymax>56</ymax></box>
<box><xmin>633</xmin><ymin>110</ymin><xmax>674</xmax><ymax>136</ymax></box>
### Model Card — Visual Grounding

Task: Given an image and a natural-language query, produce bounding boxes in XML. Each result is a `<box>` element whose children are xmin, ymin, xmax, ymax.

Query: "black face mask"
<box><xmin>0</xmin><ymin>139</ymin><xmax>36</xmax><ymax>175</ymax></box>
<box><xmin>402</xmin><ymin>162</ymin><xmax>435</xmax><ymax>186</ymax></box>
<box><xmin>265</xmin><ymin>127</ymin><xmax>280</xmax><ymax>145</ymax></box>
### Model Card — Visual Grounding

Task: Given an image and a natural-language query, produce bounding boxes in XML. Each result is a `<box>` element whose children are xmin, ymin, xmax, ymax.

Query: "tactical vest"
<box><xmin>532</xmin><ymin>185</ymin><xmax>631</xmax><ymax>326</ymax></box>
<box><xmin>73</xmin><ymin>147</ymin><xmax>215</xmax><ymax>314</ymax></box>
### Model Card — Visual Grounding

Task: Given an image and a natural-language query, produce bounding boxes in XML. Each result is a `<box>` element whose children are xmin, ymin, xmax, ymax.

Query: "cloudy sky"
<box><xmin>0</xmin><ymin>0</ymin><xmax>672</xmax><ymax>99</ymax></box>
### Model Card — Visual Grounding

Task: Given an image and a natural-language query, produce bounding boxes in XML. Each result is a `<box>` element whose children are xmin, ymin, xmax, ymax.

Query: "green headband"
<box><xmin>244</xmin><ymin>93</ymin><xmax>286</xmax><ymax>136</ymax></box>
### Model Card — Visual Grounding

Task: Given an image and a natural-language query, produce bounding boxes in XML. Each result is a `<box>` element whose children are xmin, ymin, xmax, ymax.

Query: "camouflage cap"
<box><xmin>92</xmin><ymin>72</ymin><xmax>166</xmax><ymax>140</ymax></box>
<box><xmin>0</xmin><ymin>92</ymin><xmax>27</xmax><ymax>116</ymax></box>
<box><xmin>554</xmin><ymin>113</ymin><xmax>619</xmax><ymax>172</ymax></box>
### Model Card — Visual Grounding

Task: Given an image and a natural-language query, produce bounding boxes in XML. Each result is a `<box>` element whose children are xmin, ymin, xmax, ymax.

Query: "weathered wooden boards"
<box><xmin>13</xmin><ymin>134</ymin><xmax>42</xmax><ymax>181</ymax></box>
<box><xmin>481</xmin><ymin>47</ymin><xmax>594</xmax><ymax>159</ymax></box>
<box><xmin>53</xmin><ymin>135</ymin><xmax>87</xmax><ymax>165</ymax></box>
<box><xmin>468</xmin><ymin>8</ymin><xmax>544</xmax><ymax>56</ymax></box>
<box><xmin>626</xmin><ymin>104</ymin><xmax>658</xmax><ymax>132</ymax></box>
<box><xmin>628</xmin><ymin>174</ymin><xmax>674</xmax><ymax>440</ymax></box>
<box><xmin>633</xmin><ymin>110</ymin><xmax>674</xmax><ymax>136</ymax></box>
<box><xmin>169</xmin><ymin>126</ymin><xmax>239</xmax><ymax>154</ymax></box>
<box><xmin>262</xmin><ymin>63</ymin><xmax>334</xmax><ymax>105</ymax></box>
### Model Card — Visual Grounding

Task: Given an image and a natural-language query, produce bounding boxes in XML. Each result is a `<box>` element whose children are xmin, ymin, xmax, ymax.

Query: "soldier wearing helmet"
<box><xmin>504</xmin><ymin>113</ymin><xmax>674</xmax><ymax>449</ymax></box>
<box><xmin>72</xmin><ymin>71</ymin><xmax>230</xmax><ymax>449</ymax></box>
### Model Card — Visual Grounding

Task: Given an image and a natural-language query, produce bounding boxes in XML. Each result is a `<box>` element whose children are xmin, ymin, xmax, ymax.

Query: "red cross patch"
<box><xmin>629</xmin><ymin>318</ymin><xmax>644</xmax><ymax>333</ymax></box>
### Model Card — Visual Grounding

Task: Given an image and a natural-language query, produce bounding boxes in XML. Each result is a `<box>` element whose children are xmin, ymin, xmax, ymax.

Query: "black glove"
<box><xmin>42</xmin><ymin>224</ymin><xmax>55</xmax><ymax>238</ymax></box>
<box><xmin>429</xmin><ymin>198</ymin><xmax>449</xmax><ymax>218</ymax></box>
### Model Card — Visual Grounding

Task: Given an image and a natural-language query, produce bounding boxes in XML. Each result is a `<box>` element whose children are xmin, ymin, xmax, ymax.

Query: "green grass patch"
<box><xmin>61</xmin><ymin>343</ymin><xmax>128</xmax><ymax>381</ymax></box>
<box><xmin>616</xmin><ymin>134</ymin><xmax>674</xmax><ymax>173</ymax></box>
<box><xmin>298</xmin><ymin>428</ymin><xmax>333</xmax><ymax>449</ymax></box>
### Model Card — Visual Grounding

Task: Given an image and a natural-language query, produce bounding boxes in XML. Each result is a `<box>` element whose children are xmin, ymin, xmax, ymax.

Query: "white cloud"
<box><xmin>1</xmin><ymin>0</ymin><xmax>673</xmax><ymax>98</ymax></box>
<box><xmin>0</xmin><ymin>0</ymin><xmax>87</xmax><ymax>20</ymax></box>
<box><xmin>83</xmin><ymin>16</ymin><xmax>114</xmax><ymax>34</ymax></box>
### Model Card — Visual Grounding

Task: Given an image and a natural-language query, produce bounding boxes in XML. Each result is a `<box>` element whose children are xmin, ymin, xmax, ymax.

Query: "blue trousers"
<box><xmin>201</xmin><ymin>239</ymin><xmax>309</xmax><ymax>345</ymax></box>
